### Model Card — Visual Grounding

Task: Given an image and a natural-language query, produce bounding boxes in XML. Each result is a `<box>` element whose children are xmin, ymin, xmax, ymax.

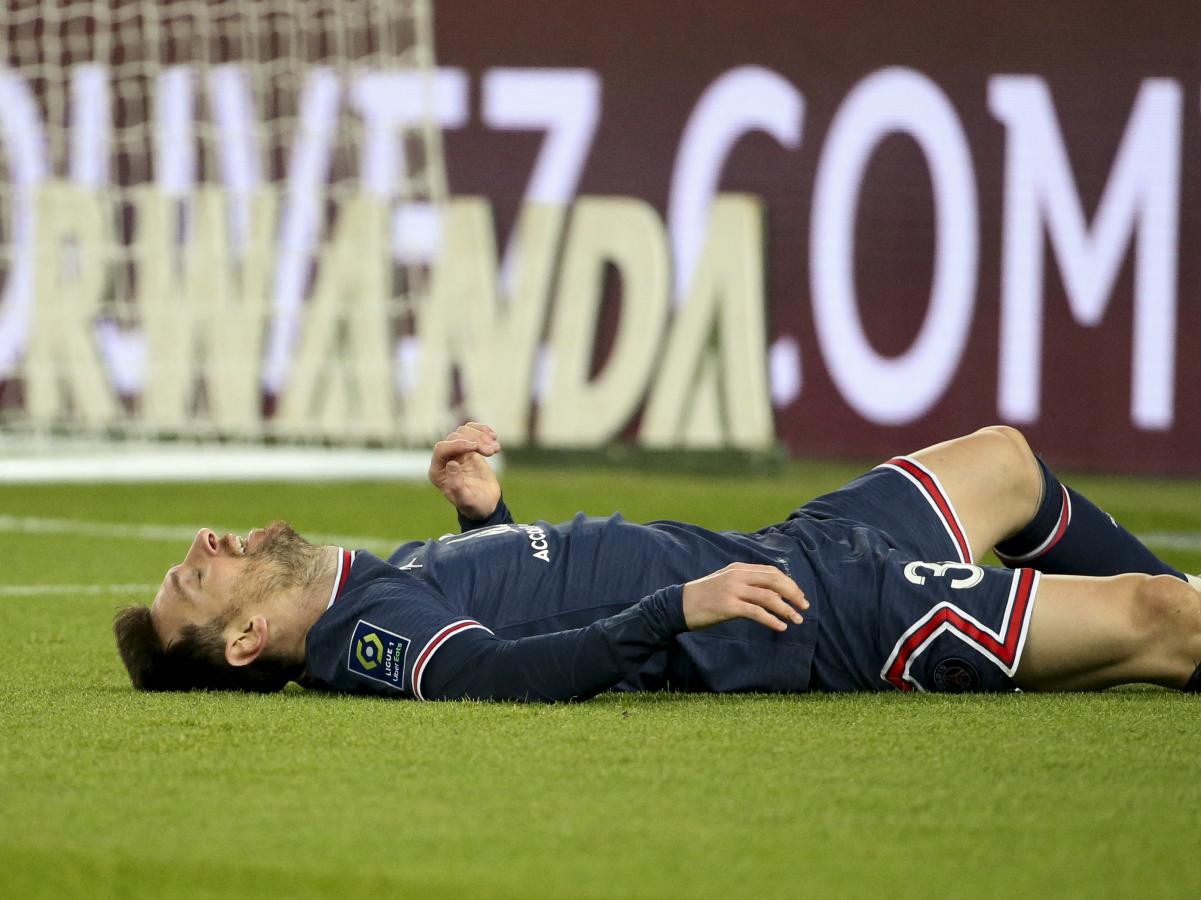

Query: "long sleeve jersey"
<box><xmin>301</xmin><ymin>500</ymin><xmax>824</xmax><ymax>701</ymax></box>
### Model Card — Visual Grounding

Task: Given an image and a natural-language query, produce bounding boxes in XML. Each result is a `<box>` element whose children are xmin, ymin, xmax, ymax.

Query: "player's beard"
<box><xmin>229</xmin><ymin>520</ymin><xmax>325</xmax><ymax>614</ymax></box>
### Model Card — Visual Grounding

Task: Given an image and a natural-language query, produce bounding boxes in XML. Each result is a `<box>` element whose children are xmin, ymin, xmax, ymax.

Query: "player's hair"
<box><xmin>113</xmin><ymin>605</ymin><xmax>298</xmax><ymax>693</ymax></box>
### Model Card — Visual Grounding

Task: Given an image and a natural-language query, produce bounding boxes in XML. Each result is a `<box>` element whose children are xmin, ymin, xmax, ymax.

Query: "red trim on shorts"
<box><xmin>883</xmin><ymin>456</ymin><xmax>973</xmax><ymax>564</ymax></box>
<box><xmin>882</xmin><ymin>567</ymin><xmax>1038</xmax><ymax>692</ymax></box>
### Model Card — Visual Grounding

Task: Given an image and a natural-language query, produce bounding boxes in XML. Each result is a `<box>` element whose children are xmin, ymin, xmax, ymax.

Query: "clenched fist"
<box><xmin>428</xmin><ymin>422</ymin><xmax>503</xmax><ymax>520</ymax></box>
<box><xmin>682</xmin><ymin>563</ymin><xmax>808</xmax><ymax>633</ymax></box>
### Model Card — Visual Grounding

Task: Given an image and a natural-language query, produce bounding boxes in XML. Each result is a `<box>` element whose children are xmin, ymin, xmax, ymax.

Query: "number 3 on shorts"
<box><xmin>903</xmin><ymin>561</ymin><xmax>984</xmax><ymax>590</ymax></box>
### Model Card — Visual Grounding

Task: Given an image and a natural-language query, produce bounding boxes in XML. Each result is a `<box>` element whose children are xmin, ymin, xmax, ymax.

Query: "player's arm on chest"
<box><xmin>424</xmin><ymin>583</ymin><xmax>689</xmax><ymax>702</ymax></box>
<box><xmin>321</xmin><ymin>577</ymin><xmax>689</xmax><ymax>703</ymax></box>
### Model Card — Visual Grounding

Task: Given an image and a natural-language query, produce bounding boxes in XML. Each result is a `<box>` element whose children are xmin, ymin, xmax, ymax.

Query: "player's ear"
<box><xmin>225</xmin><ymin>615</ymin><xmax>269</xmax><ymax>667</ymax></box>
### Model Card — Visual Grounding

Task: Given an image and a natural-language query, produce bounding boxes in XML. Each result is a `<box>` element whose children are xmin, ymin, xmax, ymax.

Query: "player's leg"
<box><xmin>902</xmin><ymin>425</ymin><xmax>1041</xmax><ymax>562</ymax></box>
<box><xmin>908</xmin><ymin>425</ymin><xmax>1184</xmax><ymax>579</ymax></box>
<box><xmin>1015</xmin><ymin>572</ymin><xmax>1201</xmax><ymax>691</ymax></box>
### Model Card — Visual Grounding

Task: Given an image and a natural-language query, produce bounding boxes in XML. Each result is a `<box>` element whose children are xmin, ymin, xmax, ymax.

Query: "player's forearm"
<box><xmin>424</xmin><ymin>586</ymin><xmax>687</xmax><ymax>702</ymax></box>
<box><xmin>456</xmin><ymin>495</ymin><xmax>515</xmax><ymax>532</ymax></box>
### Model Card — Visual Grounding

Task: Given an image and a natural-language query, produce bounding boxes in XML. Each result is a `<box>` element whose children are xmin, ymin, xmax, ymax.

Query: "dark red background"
<box><xmin>435</xmin><ymin>1</ymin><xmax>1201</xmax><ymax>472</ymax></box>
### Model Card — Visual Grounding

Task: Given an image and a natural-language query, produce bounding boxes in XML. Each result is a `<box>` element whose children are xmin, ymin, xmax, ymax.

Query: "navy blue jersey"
<box><xmin>302</xmin><ymin>501</ymin><xmax>822</xmax><ymax>701</ymax></box>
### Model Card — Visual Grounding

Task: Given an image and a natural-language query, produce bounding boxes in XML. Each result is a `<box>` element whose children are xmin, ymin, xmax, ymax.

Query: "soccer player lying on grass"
<box><xmin>115</xmin><ymin>423</ymin><xmax>1201</xmax><ymax>699</ymax></box>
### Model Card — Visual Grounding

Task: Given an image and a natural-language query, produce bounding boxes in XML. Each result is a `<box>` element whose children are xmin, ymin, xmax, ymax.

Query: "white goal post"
<box><xmin>0</xmin><ymin>0</ymin><xmax>449</xmax><ymax>479</ymax></box>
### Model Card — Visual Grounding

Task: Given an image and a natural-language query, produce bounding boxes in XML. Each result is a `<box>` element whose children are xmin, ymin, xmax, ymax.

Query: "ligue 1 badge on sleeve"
<box><xmin>348</xmin><ymin>620</ymin><xmax>411</xmax><ymax>691</ymax></box>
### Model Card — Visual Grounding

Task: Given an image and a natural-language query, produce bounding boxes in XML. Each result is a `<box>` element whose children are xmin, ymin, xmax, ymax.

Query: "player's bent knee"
<box><xmin>976</xmin><ymin>425</ymin><xmax>1035</xmax><ymax>469</ymax></box>
<box><xmin>1129</xmin><ymin>574</ymin><xmax>1201</xmax><ymax>652</ymax></box>
<box><xmin>978</xmin><ymin>423</ymin><xmax>1031</xmax><ymax>452</ymax></box>
<box><xmin>974</xmin><ymin>425</ymin><xmax>1041</xmax><ymax>508</ymax></box>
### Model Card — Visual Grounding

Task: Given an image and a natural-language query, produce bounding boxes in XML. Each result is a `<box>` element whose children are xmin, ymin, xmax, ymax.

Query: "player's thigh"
<box><xmin>1015</xmin><ymin>573</ymin><xmax>1199</xmax><ymax>691</ymax></box>
<box><xmin>908</xmin><ymin>426</ymin><xmax>1042</xmax><ymax>562</ymax></box>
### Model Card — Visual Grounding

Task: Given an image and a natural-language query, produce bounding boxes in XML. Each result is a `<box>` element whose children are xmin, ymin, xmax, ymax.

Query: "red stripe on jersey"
<box><xmin>332</xmin><ymin>550</ymin><xmax>353</xmax><ymax>603</ymax></box>
<box><xmin>883</xmin><ymin>567</ymin><xmax>1037</xmax><ymax>692</ymax></box>
<box><xmin>884</xmin><ymin>457</ymin><xmax>973</xmax><ymax>564</ymax></box>
<box><xmin>412</xmin><ymin>619</ymin><xmax>491</xmax><ymax>700</ymax></box>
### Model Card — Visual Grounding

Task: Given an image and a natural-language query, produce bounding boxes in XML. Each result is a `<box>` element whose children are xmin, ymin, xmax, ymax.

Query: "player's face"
<box><xmin>150</xmin><ymin>525</ymin><xmax>271</xmax><ymax>646</ymax></box>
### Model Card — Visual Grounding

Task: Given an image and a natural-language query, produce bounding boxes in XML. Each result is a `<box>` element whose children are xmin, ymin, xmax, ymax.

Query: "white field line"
<box><xmin>1134</xmin><ymin>532</ymin><xmax>1201</xmax><ymax>553</ymax></box>
<box><xmin>0</xmin><ymin>514</ymin><xmax>398</xmax><ymax>554</ymax></box>
<box><xmin>0</xmin><ymin>583</ymin><xmax>158</xmax><ymax>597</ymax></box>
<box><xmin>0</xmin><ymin>447</ymin><xmax>435</xmax><ymax>483</ymax></box>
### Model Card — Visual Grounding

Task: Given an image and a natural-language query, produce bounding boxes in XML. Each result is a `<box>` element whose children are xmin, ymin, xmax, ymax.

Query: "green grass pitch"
<box><xmin>3</xmin><ymin>458</ymin><xmax>1201</xmax><ymax>898</ymax></box>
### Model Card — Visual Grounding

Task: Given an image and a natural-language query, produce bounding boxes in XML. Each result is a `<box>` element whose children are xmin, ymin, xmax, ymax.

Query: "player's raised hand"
<box><xmin>428</xmin><ymin>422</ymin><xmax>502</xmax><ymax>520</ymax></box>
<box><xmin>682</xmin><ymin>563</ymin><xmax>808</xmax><ymax>633</ymax></box>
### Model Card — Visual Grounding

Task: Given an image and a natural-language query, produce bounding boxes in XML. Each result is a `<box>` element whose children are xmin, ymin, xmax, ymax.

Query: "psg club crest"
<box><xmin>348</xmin><ymin>620</ymin><xmax>410</xmax><ymax>691</ymax></box>
<box><xmin>931</xmin><ymin>657</ymin><xmax>981</xmax><ymax>693</ymax></box>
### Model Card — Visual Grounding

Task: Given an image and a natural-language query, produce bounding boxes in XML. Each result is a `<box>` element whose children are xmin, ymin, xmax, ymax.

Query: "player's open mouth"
<box><xmin>241</xmin><ymin>528</ymin><xmax>268</xmax><ymax>554</ymax></box>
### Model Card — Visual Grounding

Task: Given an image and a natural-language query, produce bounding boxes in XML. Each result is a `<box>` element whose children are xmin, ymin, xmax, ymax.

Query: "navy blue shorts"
<box><xmin>789</xmin><ymin>456</ymin><xmax>1041</xmax><ymax>693</ymax></box>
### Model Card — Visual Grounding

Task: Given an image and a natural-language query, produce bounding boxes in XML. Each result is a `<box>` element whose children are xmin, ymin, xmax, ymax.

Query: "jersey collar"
<box><xmin>326</xmin><ymin>549</ymin><xmax>355</xmax><ymax>609</ymax></box>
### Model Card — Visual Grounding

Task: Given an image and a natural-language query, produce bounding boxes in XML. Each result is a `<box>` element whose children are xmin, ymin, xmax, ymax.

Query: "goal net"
<box><xmin>0</xmin><ymin>0</ymin><xmax>447</xmax><ymax>478</ymax></box>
